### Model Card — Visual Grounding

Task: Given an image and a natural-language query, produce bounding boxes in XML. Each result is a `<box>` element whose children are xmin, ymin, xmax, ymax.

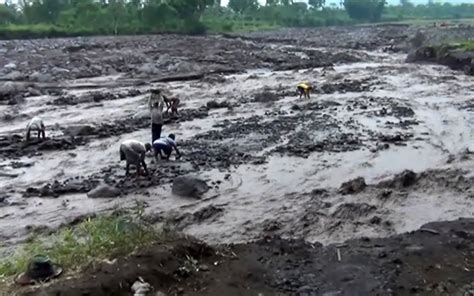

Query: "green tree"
<box><xmin>0</xmin><ymin>4</ymin><xmax>17</xmax><ymax>24</ymax></box>
<box><xmin>343</xmin><ymin>0</ymin><xmax>386</xmax><ymax>21</ymax></box>
<box><xmin>228</xmin><ymin>0</ymin><xmax>259</xmax><ymax>14</ymax></box>
<box><xmin>169</xmin><ymin>0</ymin><xmax>215</xmax><ymax>19</ymax></box>
<box><xmin>107</xmin><ymin>0</ymin><xmax>128</xmax><ymax>35</ymax></box>
<box><xmin>142</xmin><ymin>0</ymin><xmax>177</xmax><ymax>28</ymax></box>
<box><xmin>20</xmin><ymin>0</ymin><xmax>71</xmax><ymax>24</ymax></box>
<box><xmin>308</xmin><ymin>0</ymin><xmax>325</xmax><ymax>9</ymax></box>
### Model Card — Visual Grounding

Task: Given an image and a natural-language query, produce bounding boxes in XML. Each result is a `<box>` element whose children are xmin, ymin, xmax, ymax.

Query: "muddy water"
<box><xmin>0</xmin><ymin>51</ymin><xmax>473</xmax><ymax>248</ymax></box>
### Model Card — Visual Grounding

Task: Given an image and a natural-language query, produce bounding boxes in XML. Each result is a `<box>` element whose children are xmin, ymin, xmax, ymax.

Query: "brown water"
<box><xmin>1</xmin><ymin>51</ymin><xmax>473</xmax><ymax>248</ymax></box>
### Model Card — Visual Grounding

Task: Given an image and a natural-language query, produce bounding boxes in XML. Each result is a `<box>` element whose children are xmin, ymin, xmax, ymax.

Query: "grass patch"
<box><xmin>459</xmin><ymin>41</ymin><xmax>474</xmax><ymax>52</ymax></box>
<box><xmin>0</xmin><ymin>205</ymin><xmax>163</xmax><ymax>278</ymax></box>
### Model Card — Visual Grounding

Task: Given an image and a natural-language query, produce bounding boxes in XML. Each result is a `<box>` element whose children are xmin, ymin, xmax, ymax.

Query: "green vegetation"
<box><xmin>0</xmin><ymin>205</ymin><xmax>164</xmax><ymax>278</ymax></box>
<box><xmin>459</xmin><ymin>41</ymin><xmax>474</xmax><ymax>52</ymax></box>
<box><xmin>0</xmin><ymin>1</ymin><xmax>473</xmax><ymax>38</ymax></box>
<box><xmin>343</xmin><ymin>0</ymin><xmax>386</xmax><ymax>22</ymax></box>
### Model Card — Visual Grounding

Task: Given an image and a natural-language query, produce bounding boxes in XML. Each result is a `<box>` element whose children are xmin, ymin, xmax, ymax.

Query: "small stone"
<box><xmin>370</xmin><ymin>216</ymin><xmax>382</xmax><ymax>225</ymax></box>
<box><xmin>199</xmin><ymin>264</ymin><xmax>210</xmax><ymax>272</ymax></box>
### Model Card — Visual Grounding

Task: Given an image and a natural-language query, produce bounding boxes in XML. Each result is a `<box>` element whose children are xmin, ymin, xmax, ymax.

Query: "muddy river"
<box><xmin>0</xmin><ymin>27</ymin><xmax>473</xmax><ymax>251</ymax></box>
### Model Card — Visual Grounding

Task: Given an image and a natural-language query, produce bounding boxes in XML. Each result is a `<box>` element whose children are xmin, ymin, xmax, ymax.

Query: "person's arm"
<box><xmin>148</xmin><ymin>95</ymin><xmax>153</xmax><ymax>110</ymax></box>
<box><xmin>158</xmin><ymin>96</ymin><xmax>164</xmax><ymax>112</ymax></box>
<box><xmin>26</xmin><ymin>126</ymin><xmax>31</xmax><ymax>142</ymax></box>
<box><xmin>174</xmin><ymin>144</ymin><xmax>181</xmax><ymax>158</ymax></box>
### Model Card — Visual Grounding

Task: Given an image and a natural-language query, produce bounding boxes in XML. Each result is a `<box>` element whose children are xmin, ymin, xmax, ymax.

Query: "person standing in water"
<box><xmin>149</xmin><ymin>89</ymin><xmax>165</xmax><ymax>143</ymax></box>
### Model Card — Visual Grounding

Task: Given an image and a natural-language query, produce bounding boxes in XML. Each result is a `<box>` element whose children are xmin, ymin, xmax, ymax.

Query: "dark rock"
<box><xmin>172</xmin><ymin>175</ymin><xmax>209</xmax><ymax>198</ymax></box>
<box><xmin>87</xmin><ymin>183</ymin><xmax>121</xmax><ymax>198</ymax></box>
<box><xmin>63</xmin><ymin>125</ymin><xmax>97</xmax><ymax>137</ymax></box>
<box><xmin>379</xmin><ymin>170</ymin><xmax>417</xmax><ymax>188</ymax></box>
<box><xmin>339</xmin><ymin>177</ymin><xmax>367</xmax><ymax>194</ymax></box>
<box><xmin>391</xmin><ymin>106</ymin><xmax>415</xmax><ymax>117</ymax></box>
<box><xmin>193</xmin><ymin>205</ymin><xmax>223</xmax><ymax>221</ymax></box>
<box><xmin>370</xmin><ymin>216</ymin><xmax>382</xmax><ymax>225</ymax></box>
<box><xmin>291</xmin><ymin>104</ymin><xmax>302</xmax><ymax>111</ymax></box>
<box><xmin>253</xmin><ymin>91</ymin><xmax>281</xmax><ymax>103</ymax></box>
<box><xmin>332</xmin><ymin>203</ymin><xmax>376</xmax><ymax>219</ymax></box>
<box><xmin>206</xmin><ymin>100</ymin><xmax>229</xmax><ymax>109</ymax></box>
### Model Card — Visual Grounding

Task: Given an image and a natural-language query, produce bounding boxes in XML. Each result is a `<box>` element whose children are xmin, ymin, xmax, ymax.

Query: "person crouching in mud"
<box><xmin>153</xmin><ymin>133</ymin><xmax>181</xmax><ymax>161</ymax></box>
<box><xmin>26</xmin><ymin>117</ymin><xmax>46</xmax><ymax>142</ymax></box>
<box><xmin>163</xmin><ymin>95</ymin><xmax>180</xmax><ymax>118</ymax></box>
<box><xmin>297</xmin><ymin>82</ymin><xmax>313</xmax><ymax>99</ymax></box>
<box><xmin>149</xmin><ymin>89</ymin><xmax>165</xmax><ymax>143</ymax></box>
<box><xmin>119</xmin><ymin>140</ymin><xmax>151</xmax><ymax>177</ymax></box>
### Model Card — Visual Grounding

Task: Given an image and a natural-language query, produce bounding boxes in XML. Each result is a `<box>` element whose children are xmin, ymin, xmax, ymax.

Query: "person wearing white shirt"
<box><xmin>26</xmin><ymin>117</ymin><xmax>45</xmax><ymax>142</ymax></box>
<box><xmin>152</xmin><ymin>134</ymin><xmax>181</xmax><ymax>161</ymax></box>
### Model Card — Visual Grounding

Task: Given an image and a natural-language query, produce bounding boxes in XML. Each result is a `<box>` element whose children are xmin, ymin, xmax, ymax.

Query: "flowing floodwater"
<box><xmin>0</xmin><ymin>50</ymin><xmax>473</xmax><ymax>249</ymax></box>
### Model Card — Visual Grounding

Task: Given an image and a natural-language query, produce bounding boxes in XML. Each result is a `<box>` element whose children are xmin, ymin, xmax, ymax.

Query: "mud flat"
<box><xmin>0</xmin><ymin>24</ymin><xmax>473</xmax><ymax>294</ymax></box>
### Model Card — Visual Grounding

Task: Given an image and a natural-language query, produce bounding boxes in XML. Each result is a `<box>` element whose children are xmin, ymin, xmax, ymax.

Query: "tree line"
<box><xmin>0</xmin><ymin>0</ymin><xmax>473</xmax><ymax>38</ymax></box>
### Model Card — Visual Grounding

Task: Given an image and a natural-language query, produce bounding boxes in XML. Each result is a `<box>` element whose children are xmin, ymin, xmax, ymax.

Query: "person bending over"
<box><xmin>297</xmin><ymin>82</ymin><xmax>313</xmax><ymax>99</ymax></box>
<box><xmin>26</xmin><ymin>117</ymin><xmax>45</xmax><ymax>142</ymax></box>
<box><xmin>164</xmin><ymin>95</ymin><xmax>180</xmax><ymax>118</ymax></box>
<box><xmin>119</xmin><ymin>140</ymin><xmax>151</xmax><ymax>177</ymax></box>
<box><xmin>153</xmin><ymin>133</ymin><xmax>181</xmax><ymax>161</ymax></box>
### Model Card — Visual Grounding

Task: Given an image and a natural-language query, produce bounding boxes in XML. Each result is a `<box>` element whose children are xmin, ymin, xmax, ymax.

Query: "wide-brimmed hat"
<box><xmin>14</xmin><ymin>255</ymin><xmax>63</xmax><ymax>285</ymax></box>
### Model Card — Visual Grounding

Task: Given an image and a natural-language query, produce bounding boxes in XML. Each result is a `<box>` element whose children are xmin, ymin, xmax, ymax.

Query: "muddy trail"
<box><xmin>0</xmin><ymin>24</ymin><xmax>473</xmax><ymax>294</ymax></box>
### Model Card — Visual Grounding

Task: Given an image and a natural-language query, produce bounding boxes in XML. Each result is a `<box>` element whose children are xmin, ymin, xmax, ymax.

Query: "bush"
<box><xmin>183</xmin><ymin>19</ymin><xmax>207</xmax><ymax>35</ymax></box>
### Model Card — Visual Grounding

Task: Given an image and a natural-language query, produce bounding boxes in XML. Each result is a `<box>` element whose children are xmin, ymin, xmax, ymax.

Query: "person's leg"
<box><xmin>154</xmin><ymin>143</ymin><xmax>166</xmax><ymax>159</ymax></box>
<box><xmin>26</xmin><ymin>129</ymin><xmax>31</xmax><ymax>142</ymax></box>
<box><xmin>157</xmin><ymin>124</ymin><xmax>162</xmax><ymax>139</ymax></box>
<box><xmin>41</xmin><ymin>129</ymin><xmax>46</xmax><ymax>140</ymax></box>
<box><xmin>126</xmin><ymin>162</ymin><xmax>130</xmax><ymax>175</ymax></box>
<box><xmin>163</xmin><ymin>146</ymin><xmax>172</xmax><ymax>160</ymax></box>
<box><xmin>136</xmin><ymin>163</ymin><xmax>141</xmax><ymax>178</ymax></box>
<box><xmin>151</xmin><ymin>124</ymin><xmax>157</xmax><ymax>143</ymax></box>
<box><xmin>297</xmin><ymin>87</ymin><xmax>303</xmax><ymax>99</ymax></box>
<box><xmin>141</xmin><ymin>159</ymin><xmax>149</xmax><ymax>176</ymax></box>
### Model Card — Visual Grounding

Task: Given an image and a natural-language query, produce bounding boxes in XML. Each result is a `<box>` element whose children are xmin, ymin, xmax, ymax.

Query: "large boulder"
<box><xmin>87</xmin><ymin>183</ymin><xmax>121</xmax><ymax>198</ymax></box>
<box><xmin>172</xmin><ymin>175</ymin><xmax>209</xmax><ymax>198</ymax></box>
<box><xmin>339</xmin><ymin>177</ymin><xmax>367</xmax><ymax>195</ymax></box>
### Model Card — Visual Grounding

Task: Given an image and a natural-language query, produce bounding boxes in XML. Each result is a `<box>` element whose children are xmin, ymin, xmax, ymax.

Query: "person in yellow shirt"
<box><xmin>297</xmin><ymin>82</ymin><xmax>313</xmax><ymax>99</ymax></box>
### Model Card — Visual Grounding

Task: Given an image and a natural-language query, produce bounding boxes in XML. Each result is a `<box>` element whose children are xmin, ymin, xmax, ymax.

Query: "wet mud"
<box><xmin>0</xmin><ymin>24</ymin><xmax>474</xmax><ymax>294</ymax></box>
<box><xmin>17</xmin><ymin>218</ymin><xmax>474</xmax><ymax>296</ymax></box>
